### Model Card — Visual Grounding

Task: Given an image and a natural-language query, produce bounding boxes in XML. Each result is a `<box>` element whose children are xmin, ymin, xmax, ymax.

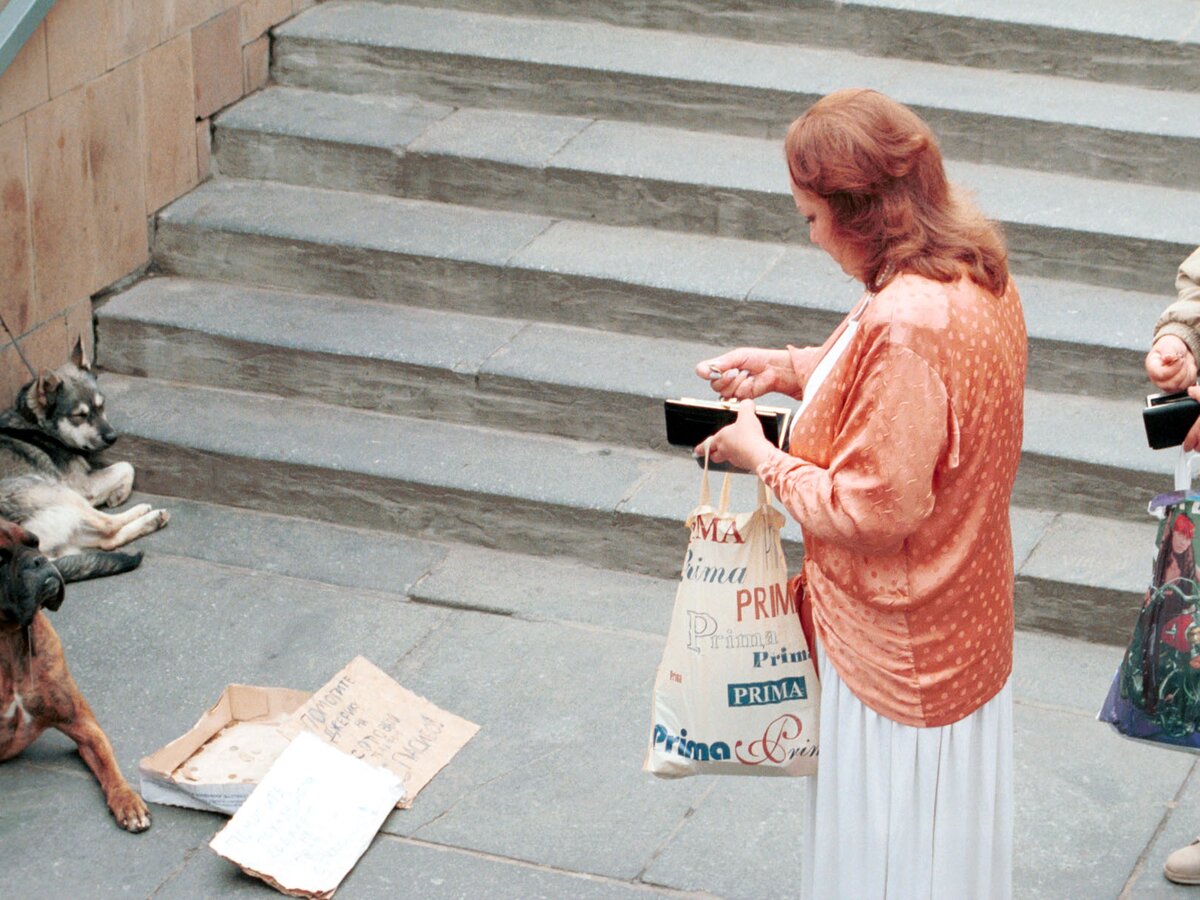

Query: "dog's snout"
<box><xmin>101</xmin><ymin>430</ymin><xmax>118</xmax><ymax>447</ymax></box>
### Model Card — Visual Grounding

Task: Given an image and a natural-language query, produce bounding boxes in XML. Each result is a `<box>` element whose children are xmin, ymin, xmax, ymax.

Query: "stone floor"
<box><xmin>1</xmin><ymin>494</ymin><xmax>1197</xmax><ymax>898</ymax></box>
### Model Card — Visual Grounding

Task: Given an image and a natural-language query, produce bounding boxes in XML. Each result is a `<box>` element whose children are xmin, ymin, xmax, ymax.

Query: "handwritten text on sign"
<box><xmin>280</xmin><ymin>656</ymin><xmax>480</xmax><ymax>809</ymax></box>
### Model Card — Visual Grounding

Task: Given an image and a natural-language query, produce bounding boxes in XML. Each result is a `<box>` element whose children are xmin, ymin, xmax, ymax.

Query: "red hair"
<box><xmin>785</xmin><ymin>89</ymin><xmax>1009</xmax><ymax>296</ymax></box>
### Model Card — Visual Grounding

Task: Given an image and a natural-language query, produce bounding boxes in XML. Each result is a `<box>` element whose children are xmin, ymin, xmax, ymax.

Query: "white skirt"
<box><xmin>801</xmin><ymin>641</ymin><xmax>1013</xmax><ymax>900</ymax></box>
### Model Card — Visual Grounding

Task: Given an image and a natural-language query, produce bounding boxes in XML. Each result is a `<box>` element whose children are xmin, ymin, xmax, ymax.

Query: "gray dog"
<box><xmin>0</xmin><ymin>344</ymin><xmax>168</xmax><ymax>581</ymax></box>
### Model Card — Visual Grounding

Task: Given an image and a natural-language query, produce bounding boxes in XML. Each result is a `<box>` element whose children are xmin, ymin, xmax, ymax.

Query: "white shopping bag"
<box><xmin>645</xmin><ymin>459</ymin><xmax>819</xmax><ymax>777</ymax></box>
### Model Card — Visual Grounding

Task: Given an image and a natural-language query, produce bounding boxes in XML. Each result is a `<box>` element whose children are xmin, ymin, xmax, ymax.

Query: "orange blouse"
<box><xmin>755</xmin><ymin>272</ymin><xmax>1027</xmax><ymax>727</ymax></box>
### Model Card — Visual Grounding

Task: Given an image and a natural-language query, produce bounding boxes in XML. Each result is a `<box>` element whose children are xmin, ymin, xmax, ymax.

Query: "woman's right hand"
<box><xmin>1147</xmin><ymin>335</ymin><xmax>1198</xmax><ymax>392</ymax></box>
<box><xmin>695</xmin><ymin>348</ymin><xmax>791</xmax><ymax>400</ymax></box>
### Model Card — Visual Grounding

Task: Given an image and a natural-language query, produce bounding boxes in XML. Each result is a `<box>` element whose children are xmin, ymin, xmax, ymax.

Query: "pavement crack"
<box><xmin>635</xmin><ymin>781</ymin><xmax>717</xmax><ymax>883</ymax></box>
<box><xmin>380</xmin><ymin>833</ymin><xmax>715</xmax><ymax>896</ymax></box>
<box><xmin>147</xmin><ymin>843</ymin><xmax>207</xmax><ymax>898</ymax></box>
<box><xmin>1014</xmin><ymin>511</ymin><xmax>1060</xmax><ymax>573</ymax></box>
<box><xmin>1119</xmin><ymin>758</ymin><xmax>1200</xmax><ymax>898</ymax></box>
<box><xmin>413</xmin><ymin>748</ymin><xmax>560</xmax><ymax>836</ymax></box>
<box><xmin>408</xmin><ymin>594</ymin><xmax>515</xmax><ymax>617</ymax></box>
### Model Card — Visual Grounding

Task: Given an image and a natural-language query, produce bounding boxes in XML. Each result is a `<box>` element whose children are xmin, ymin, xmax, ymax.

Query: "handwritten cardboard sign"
<box><xmin>210</xmin><ymin>731</ymin><xmax>405</xmax><ymax>899</ymax></box>
<box><xmin>278</xmin><ymin>656</ymin><xmax>479</xmax><ymax>809</ymax></box>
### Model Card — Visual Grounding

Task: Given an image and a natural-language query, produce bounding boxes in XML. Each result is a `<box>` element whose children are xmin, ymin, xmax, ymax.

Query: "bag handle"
<box><xmin>1176</xmin><ymin>448</ymin><xmax>1200</xmax><ymax>492</ymax></box>
<box><xmin>698</xmin><ymin>445</ymin><xmax>775</xmax><ymax>516</ymax></box>
<box><xmin>698</xmin><ymin>444</ymin><xmax>733</xmax><ymax>513</ymax></box>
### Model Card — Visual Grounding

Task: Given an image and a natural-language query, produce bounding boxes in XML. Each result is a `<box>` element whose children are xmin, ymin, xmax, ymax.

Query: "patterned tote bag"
<box><xmin>1100</xmin><ymin>451</ymin><xmax>1200</xmax><ymax>750</ymax></box>
<box><xmin>645</xmin><ymin>454</ymin><xmax>819</xmax><ymax>777</ymax></box>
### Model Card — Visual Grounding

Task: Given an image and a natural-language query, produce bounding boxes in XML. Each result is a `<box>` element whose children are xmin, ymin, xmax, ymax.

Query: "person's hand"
<box><xmin>1146</xmin><ymin>335</ymin><xmax>1198</xmax><ymax>392</ymax></box>
<box><xmin>1184</xmin><ymin>386</ymin><xmax>1200</xmax><ymax>452</ymax></box>
<box><xmin>695</xmin><ymin>348</ymin><xmax>791</xmax><ymax>400</ymax></box>
<box><xmin>695</xmin><ymin>400</ymin><xmax>774</xmax><ymax>471</ymax></box>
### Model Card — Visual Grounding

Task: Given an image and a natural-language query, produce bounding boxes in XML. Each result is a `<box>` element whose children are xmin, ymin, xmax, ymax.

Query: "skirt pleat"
<box><xmin>801</xmin><ymin>641</ymin><xmax>1013</xmax><ymax>900</ymax></box>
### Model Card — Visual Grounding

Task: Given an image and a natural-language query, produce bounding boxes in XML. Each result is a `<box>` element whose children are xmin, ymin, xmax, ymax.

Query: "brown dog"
<box><xmin>0</xmin><ymin>519</ymin><xmax>150</xmax><ymax>831</ymax></box>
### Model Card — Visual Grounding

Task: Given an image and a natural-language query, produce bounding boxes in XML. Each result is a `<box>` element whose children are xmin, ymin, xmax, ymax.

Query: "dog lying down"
<box><xmin>0</xmin><ymin>518</ymin><xmax>151</xmax><ymax>831</ymax></box>
<box><xmin>0</xmin><ymin>345</ymin><xmax>168</xmax><ymax>581</ymax></box>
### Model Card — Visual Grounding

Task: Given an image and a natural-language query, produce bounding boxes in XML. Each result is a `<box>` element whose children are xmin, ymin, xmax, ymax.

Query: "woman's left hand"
<box><xmin>696</xmin><ymin>400</ymin><xmax>775</xmax><ymax>471</ymax></box>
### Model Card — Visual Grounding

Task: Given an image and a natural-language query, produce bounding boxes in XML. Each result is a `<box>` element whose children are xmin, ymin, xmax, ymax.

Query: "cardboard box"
<box><xmin>139</xmin><ymin>684</ymin><xmax>311</xmax><ymax>815</ymax></box>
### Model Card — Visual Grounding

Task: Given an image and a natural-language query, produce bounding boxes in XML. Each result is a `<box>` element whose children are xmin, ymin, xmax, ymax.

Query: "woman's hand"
<box><xmin>1147</xmin><ymin>335</ymin><xmax>1198</xmax><ymax>392</ymax></box>
<box><xmin>695</xmin><ymin>400</ymin><xmax>775</xmax><ymax>471</ymax></box>
<box><xmin>695</xmin><ymin>348</ymin><xmax>792</xmax><ymax>400</ymax></box>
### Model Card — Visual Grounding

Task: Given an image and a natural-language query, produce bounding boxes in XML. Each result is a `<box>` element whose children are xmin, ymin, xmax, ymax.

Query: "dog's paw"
<box><xmin>109</xmin><ymin>787</ymin><xmax>151</xmax><ymax>833</ymax></box>
<box><xmin>152</xmin><ymin>509</ymin><xmax>170</xmax><ymax>530</ymax></box>
<box><xmin>101</xmin><ymin>462</ymin><xmax>135</xmax><ymax>507</ymax></box>
<box><xmin>105</xmin><ymin>484</ymin><xmax>132</xmax><ymax>508</ymax></box>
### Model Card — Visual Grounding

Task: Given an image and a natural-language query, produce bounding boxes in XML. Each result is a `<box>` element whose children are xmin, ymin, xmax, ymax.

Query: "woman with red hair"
<box><xmin>698</xmin><ymin>89</ymin><xmax>1025</xmax><ymax>898</ymax></box>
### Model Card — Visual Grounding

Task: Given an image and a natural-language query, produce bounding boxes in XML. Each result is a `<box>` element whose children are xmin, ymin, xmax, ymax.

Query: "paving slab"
<box><xmin>151</xmin><ymin>178</ymin><xmax>1161</xmax><ymax>398</ymax></box>
<box><xmin>45</xmin><ymin>555</ymin><xmax>451</xmax><ymax>757</ymax></box>
<box><xmin>1010</xmin><ymin>631</ymin><xmax>1195</xmax><ymax>898</ymax></box>
<box><xmin>397</xmin><ymin>0</ymin><xmax>1200</xmax><ymax>90</ymax></box>
<box><xmin>273</xmin><ymin>2</ymin><xmax>1200</xmax><ymax>188</ymax></box>
<box><xmin>160</xmin><ymin>833</ymin><xmax>671</xmax><ymax>899</ymax></box>
<box><xmin>213</xmin><ymin>91</ymin><xmax>1197</xmax><ymax>293</ymax></box>
<box><xmin>217</xmin><ymin>86</ymin><xmax>451</xmax><ymax>148</ymax></box>
<box><xmin>640</xmin><ymin>777</ymin><xmax>802</xmax><ymax>896</ymax></box>
<box><xmin>1013</xmin><ymin>703</ymin><xmax>1191</xmax><ymax>899</ymax></box>
<box><xmin>410</xmin><ymin>105</ymin><xmax>594</xmax><ymax>167</ymax></box>
<box><xmin>158</xmin><ymin>178</ymin><xmax>552</xmax><ymax>267</ymax></box>
<box><xmin>90</xmin><ymin>371</ymin><xmax>1162</xmax><ymax>641</ymax></box>
<box><xmin>1127</xmin><ymin>760</ymin><xmax>1200</xmax><ymax>898</ymax></box>
<box><xmin>0</xmin><ymin>756</ymin><xmax>218</xmax><ymax>898</ymax></box>
<box><xmin>82</xmin><ymin>279</ymin><xmax>738</xmax><ymax>454</ymax></box>
<box><xmin>129</xmin><ymin>492</ymin><xmax>450</xmax><ymax>597</ymax></box>
<box><xmin>379</xmin><ymin>614</ymin><xmax>709</xmax><ymax>882</ymax></box>
<box><xmin>1020</xmin><ymin>511</ymin><xmax>1158</xmax><ymax>596</ymax></box>
<box><xmin>100</xmin><ymin>275</ymin><xmax>525</xmax><ymax>372</ymax></box>
<box><xmin>0</xmin><ymin>492</ymin><xmax>1185</xmax><ymax>898</ymax></box>
<box><xmin>410</xmin><ymin>541</ymin><xmax>677</xmax><ymax>635</ymax></box>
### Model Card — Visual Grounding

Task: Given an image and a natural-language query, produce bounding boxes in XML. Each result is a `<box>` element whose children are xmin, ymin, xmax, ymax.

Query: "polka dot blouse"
<box><xmin>756</xmin><ymin>272</ymin><xmax>1027</xmax><ymax>728</ymax></box>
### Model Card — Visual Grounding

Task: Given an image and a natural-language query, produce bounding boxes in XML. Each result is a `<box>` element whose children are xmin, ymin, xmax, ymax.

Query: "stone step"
<box><xmin>382</xmin><ymin>0</ymin><xmax>1200</xmax><ymax>92</ymax></box>
<box><xmin>124</xmin><ymin>490</ymin><xmax>1157</xmax><ymax>653</ymax></box>
<box><xmin>272</xmin><ymin>2</ymin><xmax>1200</xmax><ymax>189</ymax></box>
<box><xmin>93</xmin><ymin>276</ymin><xmax>1182</xmax><ymax>525</ymax></box>
<box><xmin>96</xmin><ymin>276</ymin><xmax>736</xmax><ymax>453</ymax></box>
<box><xmin>128</xmin><ymin>491</ymin><xmax>681</xmax><ymax>636</ymax></box>
<box><xmin>210</xmin><ymin>87</ymin><xmax>1197</xmax><ymax>297</ymax></box>
<box><xmin>97</xmin><ymin>373</ymin><xmax>1156</xmax><ymax>646</ymax></box>
<box><xmin>151</xmin><ymin>178</ymin><xmax>1164</xmax><ymax>400</ymax></box>
<box><xmin>94</xmin><ymin>276</ymin><xmax>1157</xmax><ymax>477</ymax></box>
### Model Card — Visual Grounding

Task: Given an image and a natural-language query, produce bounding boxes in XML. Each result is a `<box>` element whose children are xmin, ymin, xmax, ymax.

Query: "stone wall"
<box><xmin>0</xmin><ymin>0</ymin><xmax>317</xmax><ymax>404</ymax></box>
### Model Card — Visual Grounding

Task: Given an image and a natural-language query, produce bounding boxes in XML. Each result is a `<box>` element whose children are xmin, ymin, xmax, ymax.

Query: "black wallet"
<box><xmin>663</xmin><ymin>398</ymin><xmax>791</xmax><ymax>450</ymax></box>
<box><xmin>1144</xmin><ymin>390</ymin><xmax>1200</xmax><ymax>449</ymax></box>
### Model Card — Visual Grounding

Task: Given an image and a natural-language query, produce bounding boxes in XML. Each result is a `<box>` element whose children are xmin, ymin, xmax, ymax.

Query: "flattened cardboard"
<box><xmin>210</xmin><ymin>731</ymin><xmax>405</xmax><ymax>899</ymax></box>
<box><xmin>278</xmin><ymin>656</ymin><xmax>479</xmax><ymax>809</ymax></box>
<box><xmin>139</xmin><ymin>684</ymin><xmax>311</xmax><ymax>814</ymax></box>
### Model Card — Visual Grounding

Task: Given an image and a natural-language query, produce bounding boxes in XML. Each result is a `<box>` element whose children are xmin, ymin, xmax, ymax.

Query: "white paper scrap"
<box><xmin>209</xmin><ymin>731</ymin><xmax>406</xmax><ymax>898</ymax></box>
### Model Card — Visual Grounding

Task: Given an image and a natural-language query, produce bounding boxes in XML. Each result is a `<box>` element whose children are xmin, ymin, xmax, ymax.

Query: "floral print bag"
<box><xmin>1100</xmin><ymin>451</ymin><xmax>1200</xmax><ymax>750</ymax></box>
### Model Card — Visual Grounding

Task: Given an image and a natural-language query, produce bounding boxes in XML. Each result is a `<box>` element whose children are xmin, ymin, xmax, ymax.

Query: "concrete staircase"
<box><xmin>94</xmin><ymin>0</ymin><xmax>1200</xmax><ymax>647</ymax></box>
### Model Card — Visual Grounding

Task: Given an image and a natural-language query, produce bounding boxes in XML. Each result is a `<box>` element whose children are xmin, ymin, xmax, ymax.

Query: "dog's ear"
<box><xmin>0</xmin><ymin>519</ymin><xmax>26</xmax><ymax>548</ymax></box>
<box><xmin>71</xmin><ymin>337</ymin><xmax>92</xmax><ymax>372</ymax></box>
<box><xmin>32</xmin><ymin>370</ymin><xmax>60</xmax><ymax>413</ymax></box>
